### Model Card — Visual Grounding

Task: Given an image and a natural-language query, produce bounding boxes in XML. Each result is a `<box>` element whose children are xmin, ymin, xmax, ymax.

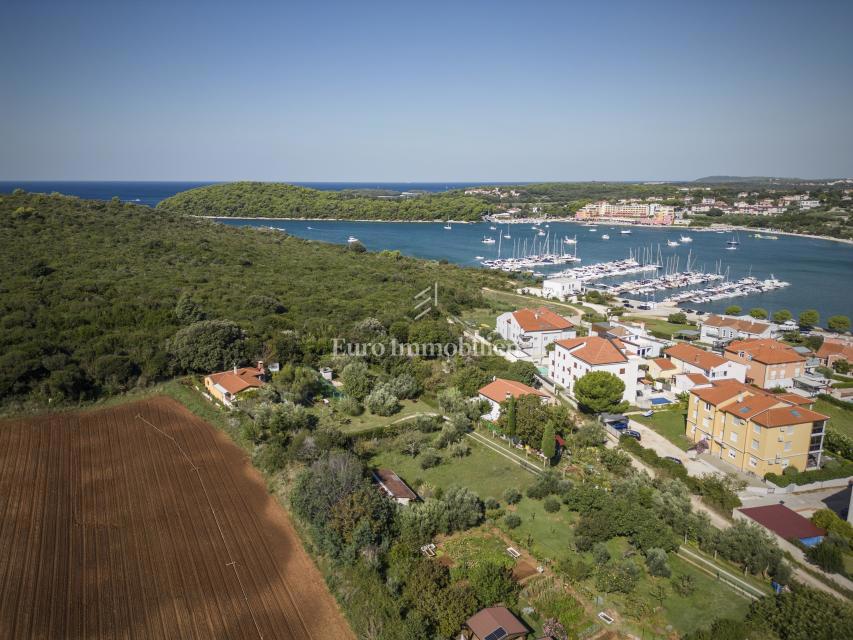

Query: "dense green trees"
<box><xmin>747</xmin><ymin>585</ymin><xmax>853</xmax><ymax>640</ymax></box>
<box><xmin>573</xmin><ymin>371</ymin><xmax>627</xmax><ymax>414</ymax></box>
<box><xmin>772</xmin><ymin>309</ymin><xmax>792</xmax><ymax>323</ymax></box>
<box><xmin>725</xmin><ymin>305</ymin><xmax>742</xmax><ymax>315</ymax></box>
<box><xmin>827</xmin><ymin>315</ymin><xmax>851</xmax><ymax>333</ymax></box>
<box><xmin>798</xmin><ymin>309</ymin><xmax>820</xmax><ymax>329</ymax></box>
<box><xmin>157</xmin><ymin>182</ymin><xmax>492</xmax><ymax>221</ymax></box>
<box><xmin>169</xmin><ymin>319</ymin><xmax>247</xmax><ymax>372</ymax></box>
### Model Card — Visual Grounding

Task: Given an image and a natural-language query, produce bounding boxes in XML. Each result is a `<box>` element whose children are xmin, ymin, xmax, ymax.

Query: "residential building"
<box><xmin>698</xmin><ymin>314</ymin><xmax>775</xmax><ymax>345</ymax></box>
<box><xmin>673</xmin><ymin>371</ymin><xmax>711</xmax><ymax>392</ymax></box>
<box><xmin>463</xmin><ymin>607</ymin><xmax>528</xmax><ymax>640</ymax></box>
<box><xmin>724</xmin><ymin>339</ymin><xmax>806</xmax><ymax>389</ymax></box>
<box><xmin>686</xmin><ymin>379</ymin><xmax>828</xmax><ymax>475</ymax></box>
<box><xmin>549</xmin><ymin>336</ymin><xmax>639</xmax><ymax>403</ymax></box>
<box><xmin>496</xmin><ymin>307</ymin><xmax>576</xmax><ymax>359</ymax></box>
<box><xmin>664</xmin><ymin>343</ymin><xmax>747</xmax><ymax>383</ymax></box>
<box><xmin>590</xmin><ymin>320</ymin><xmax>670</xmax><ymax>358</ymax></box>
<box><xmin>817</xmin><ymin>338</ymin><xmax>853</xmax><ymax>368</ymax></box>
<box><xmin>648</xmin><ymin>357</ymin><xmax>678</xmax><ymax>381</ymax></box>
<box><xmin>542</xmin><ymin>275</ymin><xmax>582</xmax><ymax>300</ymax></box>
<box><xmin>373</xmin><ymin>469</ymin><xmax>418</xmax><ymax>505</ymax></box>
<box><xmin>737</xmin><ymin>504</ymin><xmax>825</xmax><ymax>547</ymax></box>
<box><xmin>477</xmin><ymin>377</ymin><xmax>549</xmax><ymax>421</ymax></box>
<box><xmin>204</xmin><ymin>363</ymin><xmax>266</xmax><ymax>406</ymax></box>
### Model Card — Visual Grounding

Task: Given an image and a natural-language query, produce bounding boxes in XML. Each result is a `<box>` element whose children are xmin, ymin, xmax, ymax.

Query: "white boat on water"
<box><xmin>443</xmin><ymin>223</ymin><xmax>452</xmax><ymax>230</ymax></box>
<box><xmin>725</xmin><ymin>245</ymin><xmax>737</xmax><ymax>250</ymax></box>
<box><xmin>667</xmin><ymin>240</ymin><xmax>679</xmax><ymax>247</ymax></box>
<box><xmin>726</xmin><ymin>234</ymin><xmax>740</xmax><ymax>246</ymax></box>
<box><xmin>475</xmin><ymin>255</ymin><xmax>485</xmax><ymax>260</ymax></box>
<box><xmin>679</xmin><ymin>235</ymin><xmax>693</xmax><ymax>242</ymax></box>
<box><xmin>347</xmin><ymin>236</ymin><xmax>359</xmax><ymax>243</ymax></box>
<box><xmin>503</xmin><ymin>233</ymin><xmax>511</xmax><ymax>239</ymax></box>
<box><xmin>489</xmin><ymin>225</ymin><xmax>496</xmax><ymax>230</ymax></box>
<box><xmin>482</xmin><ymin>236</ymin><xmax>496</xmax><ymax>244</ymax></box>
<box><xmin>620</xmin><ymin>229</ymin><xmax>632</xmax><ymax>235</ymax></box>
<box><xmin>537</xmin><ymin>229</ymin><xmax>546</xmax><ymax>236</ymax></box>
<box><xmin>601</xmin><ymin>234</ymin><xmax>610</xmax><ymax>240</ymax></box>
<box><xmin>589</xmin><ymin>227</ymin><xmax>597</xmax><ymax>232</ymax></box>
<box><xmin>563</xmin><ymin>235</ymin><xmax>577</xmax><ymax>245</ymax></box>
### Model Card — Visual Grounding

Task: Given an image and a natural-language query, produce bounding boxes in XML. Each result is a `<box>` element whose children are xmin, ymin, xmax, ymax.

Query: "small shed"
<box><xmin>738</xmin><ymin>504</ymin><xmax>826</xmax><ymax>547</ymax></box>
<box><xmin>463</xmin><ymin>606</ymin><xmax>528</xmax><ymax>640</ymax></box>
<box><xmin>373</xmin><ymin>469</ymin><xmax>418</xmax><ymax>505</ymax></box>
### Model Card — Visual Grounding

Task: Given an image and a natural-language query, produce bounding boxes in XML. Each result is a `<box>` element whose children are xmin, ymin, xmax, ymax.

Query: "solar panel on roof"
<box><xmin>484</xmin><ymin>628</ymin><xmax>507</xmax><ymax>640</ymax></box>
<box><xmin>739</xmin><ymin>406</ymin><xmax>749</xmax><ymax>413</ymax></box>
<box><xmin>791</xmin><ymin>410</ymin><xmax>801</xmax><ymax>417</ymax></box>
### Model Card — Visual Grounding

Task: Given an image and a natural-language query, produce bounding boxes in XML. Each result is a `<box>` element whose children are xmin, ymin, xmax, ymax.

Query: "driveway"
<box><xmin>627</xmin><ymin>419</ymin><xmax>719</xmax><ymax>477</ymax></box>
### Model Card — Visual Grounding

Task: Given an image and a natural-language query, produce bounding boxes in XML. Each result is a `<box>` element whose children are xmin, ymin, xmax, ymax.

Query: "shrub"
<box><xmin>592</xmin><ymin>542</ymin><xmax>610</xmax><ymax>565</ymax></box>
<box><xmin>504</xmin><ymin>514</ymin><xmax>521</xmax><ymax>529</ymax></box>
<box><xmin>503</xmin><ymin>488</ymin><xmax>522</xmax><ymax>505</ymax></box>
<box><xmin>484</xmin><ymin>497</ymin><xmax>500</xmax><ymax>510</ymax></box>
<box><xmin>449</xmin><ymin>442</ymin><xmax>471</xmax><ymax>458</ymax></box>
<box><xmin>366</xmin><ymin>383</ymin><xmax>400</xmax><ymax>416</ymax></box>
<box><xmin>595</xmin><ymin>561</ymin><xmax>640</xmax><ymax>593</ymax></box>
<box><xmin>645</xmin><ymin>548</ymin><xmax>671</xmax><ymax>577</ymax></box>
<box><xmin>543</xmin><ymin>497</ymin><xmax>561</xmax><ymax>513</ymax></box>
<box><xmin>333</xmin><ymin>395</ymin><xmax>363</xmax><ymax>416</ymax></box>
<box><xmin>419</xmin><ymin>448</ymin><xmax>442</xmax><ymax>469</ymax></box>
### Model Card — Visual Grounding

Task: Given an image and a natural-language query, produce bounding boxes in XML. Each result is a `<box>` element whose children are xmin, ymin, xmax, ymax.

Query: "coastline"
<box><xmin>200</xmin><ymin>215</ymin><xmax>853</xmax><ymax>245</ymax></box>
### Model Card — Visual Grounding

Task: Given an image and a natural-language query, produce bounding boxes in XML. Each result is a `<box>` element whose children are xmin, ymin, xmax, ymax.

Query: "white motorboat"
<box><xmin>679</xmin><ymin>235</ymin><xmax>693</xmax><ymax>242</ymax></box>
<box><xmin>589</xmin><ymin>227</ymin><xmax>597</xmax><ymax>232</ymax></box>
<box><xmin>563</xmin><ymin>235</ymin><xmax>577</xmax><ymax>245</ymax></box>
<box><xmin>725</xmin><ymin>245</ymin><xmax>737</xmax><ymax>250</ymax></box>
<box><xmin>667</xmin><ymin>240</ymin><xmax>679</xmax><ymax>247</ymax></box>
<box><xmin>482</xmin><ymin>236</ymin><xmax>496</xmax><ymax>244</ymax></box>
<box><xmin>620</xmin><ymin>229</ymin><xmax>632</xmax><ymax>235</ymax></box>
<box><xmin>489</xmin><ymin>225</ymin><xmax>496</xmax><ymax>230</ymax></box>
<box><xmin>347</xmin><ymin>236</ymin><xmax>359</xmax><ymax>243</ymax></box>
<box><xmin>537</xmin><ymin>229</ymin><xmax>546</xmax><ymax>236</ymax></box>
<box><xmin>503</xmin><ymin>233</ymin><xmax>511</xmax><ymax>239</ymax></box>
<box><xmin>475</xmin><ymin>255</ymin><xmax>485</xmax><ymax>260</ymax></box>
<box><xmin>601</xmin><ymin>234</ymin><xmax>610</xmax><ymax>240</ymax></box>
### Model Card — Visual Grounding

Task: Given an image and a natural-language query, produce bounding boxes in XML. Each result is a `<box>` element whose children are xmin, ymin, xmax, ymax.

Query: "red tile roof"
<box><xmin>817</xmin><ymin>340</ymin><xmax>853</xmax><ymax>362</ymax></box>
<box><xmin>555</xmin><ymin>336</ymin><xmax>628</xmax><ymax>365</ymax></box>
<box><xmin>206</xmin><ymin>367</ymin><xmax>264</xmax><ymax>395</ymax></box>
<box><xmin>703</xmin><ymin>314</ymin><xmax>771</xmax><ymax>335</ymax></box>
<box><xmin>374</xmin><ymin>469</ymin><xmax>417</xmax><ymax>500</ymax></box>
<box><xmin>466</xmin><ymin>607</ymin><xmax>527</xmax><ymax>640</ymax></box>
<box><xmin>665</xmin><ymin>343</ymin><xmax>728</xmax><ymax>371</ymax></box>
<box><xmin>513</xmin><ymin>307</ymin><xmax>574</xmax><ymax>332</ymax></box>
<box><xmin>739</xmin><ymin>504</ymin><xmax>825</xmax><ymax>540</ymax></box>
<box><xmin>691</xmin><ymin>379</ymin><xmax>753</xmax><ymax>406</ymax></box>
<box><xmin>725</xmin><ymin>339</ymin><xmax>805</xmax><ymax>365</ymax></box>
<box><xmin>652</xmin><ymin>357</ymin><xmax>677</xmax><ymax>371</ymax></box>
<box><xmin>478</xmin><ymin>378</ymin><xmax>547</xmax><ymax>404</ymax></box>
<box><xmin>752</xmin><ymin>405</ymin><xmax>829</xmax><ymax>427</ymax></box>
<box><xmin>684</xmin><ymin>373</ymin><xmax>710</xmax><ymax>385</ymax></box>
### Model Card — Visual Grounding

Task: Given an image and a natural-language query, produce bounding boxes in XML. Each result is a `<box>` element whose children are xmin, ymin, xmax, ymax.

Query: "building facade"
<box><xmin>723</xmin><ymin>339</ymin><xmax>806</xmax><ymax>389</ymax></box>
<box><xmin>549</xmin><ymin>336</ymin><xmax>639</xmax><ymax>403</ymax></box>
<box><xmin>496</xmin><ymin>307</ymin><xmax>576</xmax><ymax>359</ymax></box>
<box><xmin>686</xmin><ymin>380</ymin><xmax>828</xmax><ymax>475</ymax></box>
<box><xmin>664</xmin><ymin>342</ymin><xmax>748</xmax><ymax>382</ymax></box>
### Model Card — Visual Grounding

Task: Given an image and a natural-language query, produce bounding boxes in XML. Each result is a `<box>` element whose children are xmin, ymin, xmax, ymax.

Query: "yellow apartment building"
<box><xmin>686</xmin><ymin>379</ymin><xmax>828</xmax><ymax>476</ymax></box>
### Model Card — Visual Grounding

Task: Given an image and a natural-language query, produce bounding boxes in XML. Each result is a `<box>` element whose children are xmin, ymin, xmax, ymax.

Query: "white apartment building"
<box><xmin>549</xmin><ymin>336</ymin><xmax>639</xmax><ymax>403</ymax></box>
<box><xmin>496</xmin><ymin>307</ymin><xmax>576</xmax><ymax>359</ymax></box>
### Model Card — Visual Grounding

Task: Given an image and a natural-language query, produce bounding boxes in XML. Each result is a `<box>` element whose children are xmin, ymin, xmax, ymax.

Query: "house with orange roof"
<box><xmin>648</xmin><ymin>357</ymin><xmax>678</xmax><ymax>380</ymax></box>
<box><xmin>686</xmin><ymin>379</ymin><xmax>828</xmax><ymax>475</ymax></box>
<box><xmin>698</xmin><ymin>314</ymin><xmax>775</xmax><ymax>345</ymax></box>
<box><xmin>477</xmin><ymin>377</ymin><xmax>550</xmax><ymax>421</ymax></box>
<box><xmin>496</xmin><ymin>307</ymin><xmax>576</xmax><ymax>359</ymax></box>
<box><xmin>724</xmin><ymin>339</ymin><xmax>806</xmax><ymax>389</ymax></box>
<box><xmin>664</xmin><ymin>343</ymin><xmax>747</xmax><ymax>390</ymax></box>
<box><xmin>204</xmin><ymin>362</ymin><xmax>266</xmax><ymax>406</ymax></box>
<box><xmin>548</xmin><ymin>335</ymin><xmax>639</xmax><ymax>403</ymax></box>
<box><xmin>816</xmin><ymin>338</ymin><xmax>853</xmax><ymax>368</ymax></box>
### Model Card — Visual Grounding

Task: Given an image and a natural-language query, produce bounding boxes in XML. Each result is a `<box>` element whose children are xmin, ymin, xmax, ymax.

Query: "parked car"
<box><xmin>623</xmin><ymin>302</ymin><xmax>634</xmax><ymax>308</ymax></box>
<box><xmin>641</xmin><ymin>410</ymin><xmax>654</xmax><ymax>418</ymax></box>
<box><xmin>611</xmin><ymin>420</ymin><xmax>629</xmax><ymax>431</ymax></box>
<box><xmin>663</xmin><ymin>456</ymin><xmax>683</xmax><ymax>465</ymax></box>
<box><xmin>623</xmin><ymin>430</ymin><xmax>642</xmax><ymax>441</ymax></box>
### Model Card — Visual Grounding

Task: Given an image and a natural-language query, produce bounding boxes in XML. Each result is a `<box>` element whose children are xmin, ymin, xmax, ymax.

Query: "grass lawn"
<box><xmin>623</xmin><ymin>315</ymin><xmax>694</xmax><ymax>339</ymax></box>
<box><xmin>316</xmin><ymin>398</ymin><xmax>438</xmax><ymax>434</ymax></box>
<box><xmin>500</xmin><ymin>498</ymin><xmax>577</xmax><ymax>564</ymax></box>
<box><xmin>481</xmin><ymin>288</ymin><xmax>592</xmax><ymax>317</ymax></box>
<box><xmin>368</xmin><ymin>435</ymin><xmax>535</xmax><ymax>499</ymax></box>
<box><xmin>815</xmin><ymin>398</ymin><xmax>853</xmax><ymax>439</ymax></box>
<box><xmin>632</xmin><ymin>409</ymin><xmax>693</xmax><ymax>451</ymax></box>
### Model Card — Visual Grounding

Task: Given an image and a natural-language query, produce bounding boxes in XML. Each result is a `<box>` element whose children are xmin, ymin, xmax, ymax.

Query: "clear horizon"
<box><xmin>3</xmin><ymin>0</ymin><xmax>852</xmax><ymax>181</ymax></box>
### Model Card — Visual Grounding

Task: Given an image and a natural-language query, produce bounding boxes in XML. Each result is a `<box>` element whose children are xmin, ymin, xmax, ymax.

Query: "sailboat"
<box><xmin>563</xmin><ymin>235</ymin><xmax>577</xmax><ymax>245</ymax></box>
<box><xmin>726</xmin><ymin>233</ymin><xmax>740</xmax><ymax>246</ymax></box>
<box><xmin>667</xmin><ymin>240</ymin><xmax>679</xmax><ymax>247</ymax></box>
<box><xmin>503</xmin><ymin>231</ymin><xmax>511</xmax><ymax>239</ymax></box>
<box><xmin>443</xmin><ymin>222</ymin><xmax>452</xmax><ymax>230</ymax></box>
<box><xmin>489</xmin><ymin>225</ymin><xmax>497</xmax><ymax>230</ymax></box>
<box><xmin>537</xmin><ymin>229</ymin><xmax>546</xmax><ymax>237</ymax></box>
<box><xmin>482</xmin><ymin>236</ymin><xmax>496</xmax><ymax>244</ymax></box>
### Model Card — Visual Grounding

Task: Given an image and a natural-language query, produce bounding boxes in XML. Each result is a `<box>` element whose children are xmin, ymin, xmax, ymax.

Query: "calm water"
<box><xmin>220</xmin><ymin>218</ymin><xmax>853</xmax><ymax>320</ymax></box>
<box><xmin>2</xmin><ymin>181</ymin><xmax>850</xmax><ymax>319</ymax></box>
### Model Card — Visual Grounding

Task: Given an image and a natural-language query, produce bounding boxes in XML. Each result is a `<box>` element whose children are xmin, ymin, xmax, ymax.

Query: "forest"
<box><xmin>0</xmin><ymin>190</ymin><xmax>510</xmax><ymax>408</ymax></box>
<box><xmin>157</xmin><ymin>181</ymin><xmax>492</xmax><ymax>221</ymax></box>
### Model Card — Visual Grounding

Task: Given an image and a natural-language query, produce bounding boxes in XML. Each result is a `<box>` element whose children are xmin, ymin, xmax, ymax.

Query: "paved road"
<box><xmin>627</xmin><ymin>418</ymin><xmax>720</xmax><ymax>477</ymax></box>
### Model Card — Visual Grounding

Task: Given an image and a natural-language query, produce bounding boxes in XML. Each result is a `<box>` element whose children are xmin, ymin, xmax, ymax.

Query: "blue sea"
<box><xmin>3</xmin><ymin>181</ymin><xmax>851</xmax><ymax>319</ymax></box>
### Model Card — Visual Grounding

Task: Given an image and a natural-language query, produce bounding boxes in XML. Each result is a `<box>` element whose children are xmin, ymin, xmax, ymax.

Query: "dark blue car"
<box><xmin>623</xmin><ymin>430</ymin><xmax>642</xmax><ymax>441</ymax></box>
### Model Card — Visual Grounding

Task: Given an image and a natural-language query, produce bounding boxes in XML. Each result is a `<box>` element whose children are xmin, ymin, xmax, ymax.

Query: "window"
<box><xmin>784</xmin><ymin>441</ymin><xmax>792</xmax><ymax>452</ymax></box>
<box><xmin>619</xmin><ymin>368</ymin><xmax>625</xmax><ymax>374</ymax></box>
<box><xmin>752</xmin><ymin>438</ymin><xmax>759</xmax><ymax>450</ymax></box>
<box><xmin>704</xmin><ymin>402</ymin><xmax>711</xmax><ymax>411</ymax></box>
<box><xmin>729</xmin><ymin>450</ymin><xmax>737</xmax><ymax>459</ymax></box>
<box><xmin>753</xmin><ymin>424</ymin><xmax>760</xmax><ymax>435</ymax></box>
<box><xmin>749</xmin><ymin>457</ymin><xmax>757</xmax><ymax>467</ymax></box>
<box><xmin>730</xmin><ymin>432</ymin><xmax>738</xmax><ymax>443</ymax></box>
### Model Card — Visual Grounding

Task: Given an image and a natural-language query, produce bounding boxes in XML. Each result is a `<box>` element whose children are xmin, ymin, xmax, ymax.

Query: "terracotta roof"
<box><xmin>373</xmin><ymin>469</ymin><xmax>417</xmax><ymax>500</ymax></box>
<box><xmin>478</xmin><ymin>378</ymin><xmax>547</xmax><ymax>403</ymax></box>
<box><xmin>739</xmin><ymin>504</ymin><xmax>825</xmax><ymax>540</ymax></box>
<box><xmin>725</xmin><ymin>339</ymin><xmax>805</xmax><ymax>365</ymax></box>
<box><xmin>817</xmin><ymin>340</ymin><xmax>853</xmax><ymax>361</ymax></box>
<box><xmin>691</xmin><ymin>379</ymin><xmax>753</xmax><ymax>406</ymax></box>
<box><xmin>703</xmin><ymin>314</ymin><xmax>771</xmax><ymax>335</ymax></box>
<box><xmin>512</xmin><ymin>307</ymin><xmax>574</xmax><ymax>332</ymax></box>
<box><xmin>466</xmin><ymin>607</ymin><xmax>527</xmax><ymax>640</ymax></box>
<box><xmin>752</xmin><ymin>405</ymin><xmax>829</xmax><ymax>427</ymax></box>
<box><xmin>722</xmin><ymin>394</ymin><xmax>783</xmax><ymax>420</ymax></box>
<box><xmin>206</xmin><ymin>367</ymin><xmax>264</xmax><ymax>395</ymax></box>
<box><xmin>773</xmin><ymin>393</ymin><xmax>813</xmax><ymax>406</ymax></box>
<box><xmin>555</xmin><ymin>336</ymin><xmax>628</xmax><ymax>365</ymax></box>
<box><xmin>684</xmin><ymin>373</ymin><xmax>710</xmax><ymax>385</ymax></box>
<box><xmin>652</xmin><ymin>357</ymin><xmax>677</xmax><ymax>371</ymax></box>
<box><xmin>665</xmin><ymin>343</ymin><xmax>728</xmax><ymax>371</ymax></box>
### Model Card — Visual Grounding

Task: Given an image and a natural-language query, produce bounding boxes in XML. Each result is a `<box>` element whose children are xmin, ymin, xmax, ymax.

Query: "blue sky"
<box><xmin>2</xmin><ymin>0</ymin><xmax>852</xmax><ymax>181</ymax></box>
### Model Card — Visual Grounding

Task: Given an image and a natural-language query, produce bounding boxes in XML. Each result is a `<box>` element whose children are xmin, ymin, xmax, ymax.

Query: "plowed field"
<box><xmin>0</xmin><ymin>396</ymin><xmax>354</xmax><ymax>639</ymax></box>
